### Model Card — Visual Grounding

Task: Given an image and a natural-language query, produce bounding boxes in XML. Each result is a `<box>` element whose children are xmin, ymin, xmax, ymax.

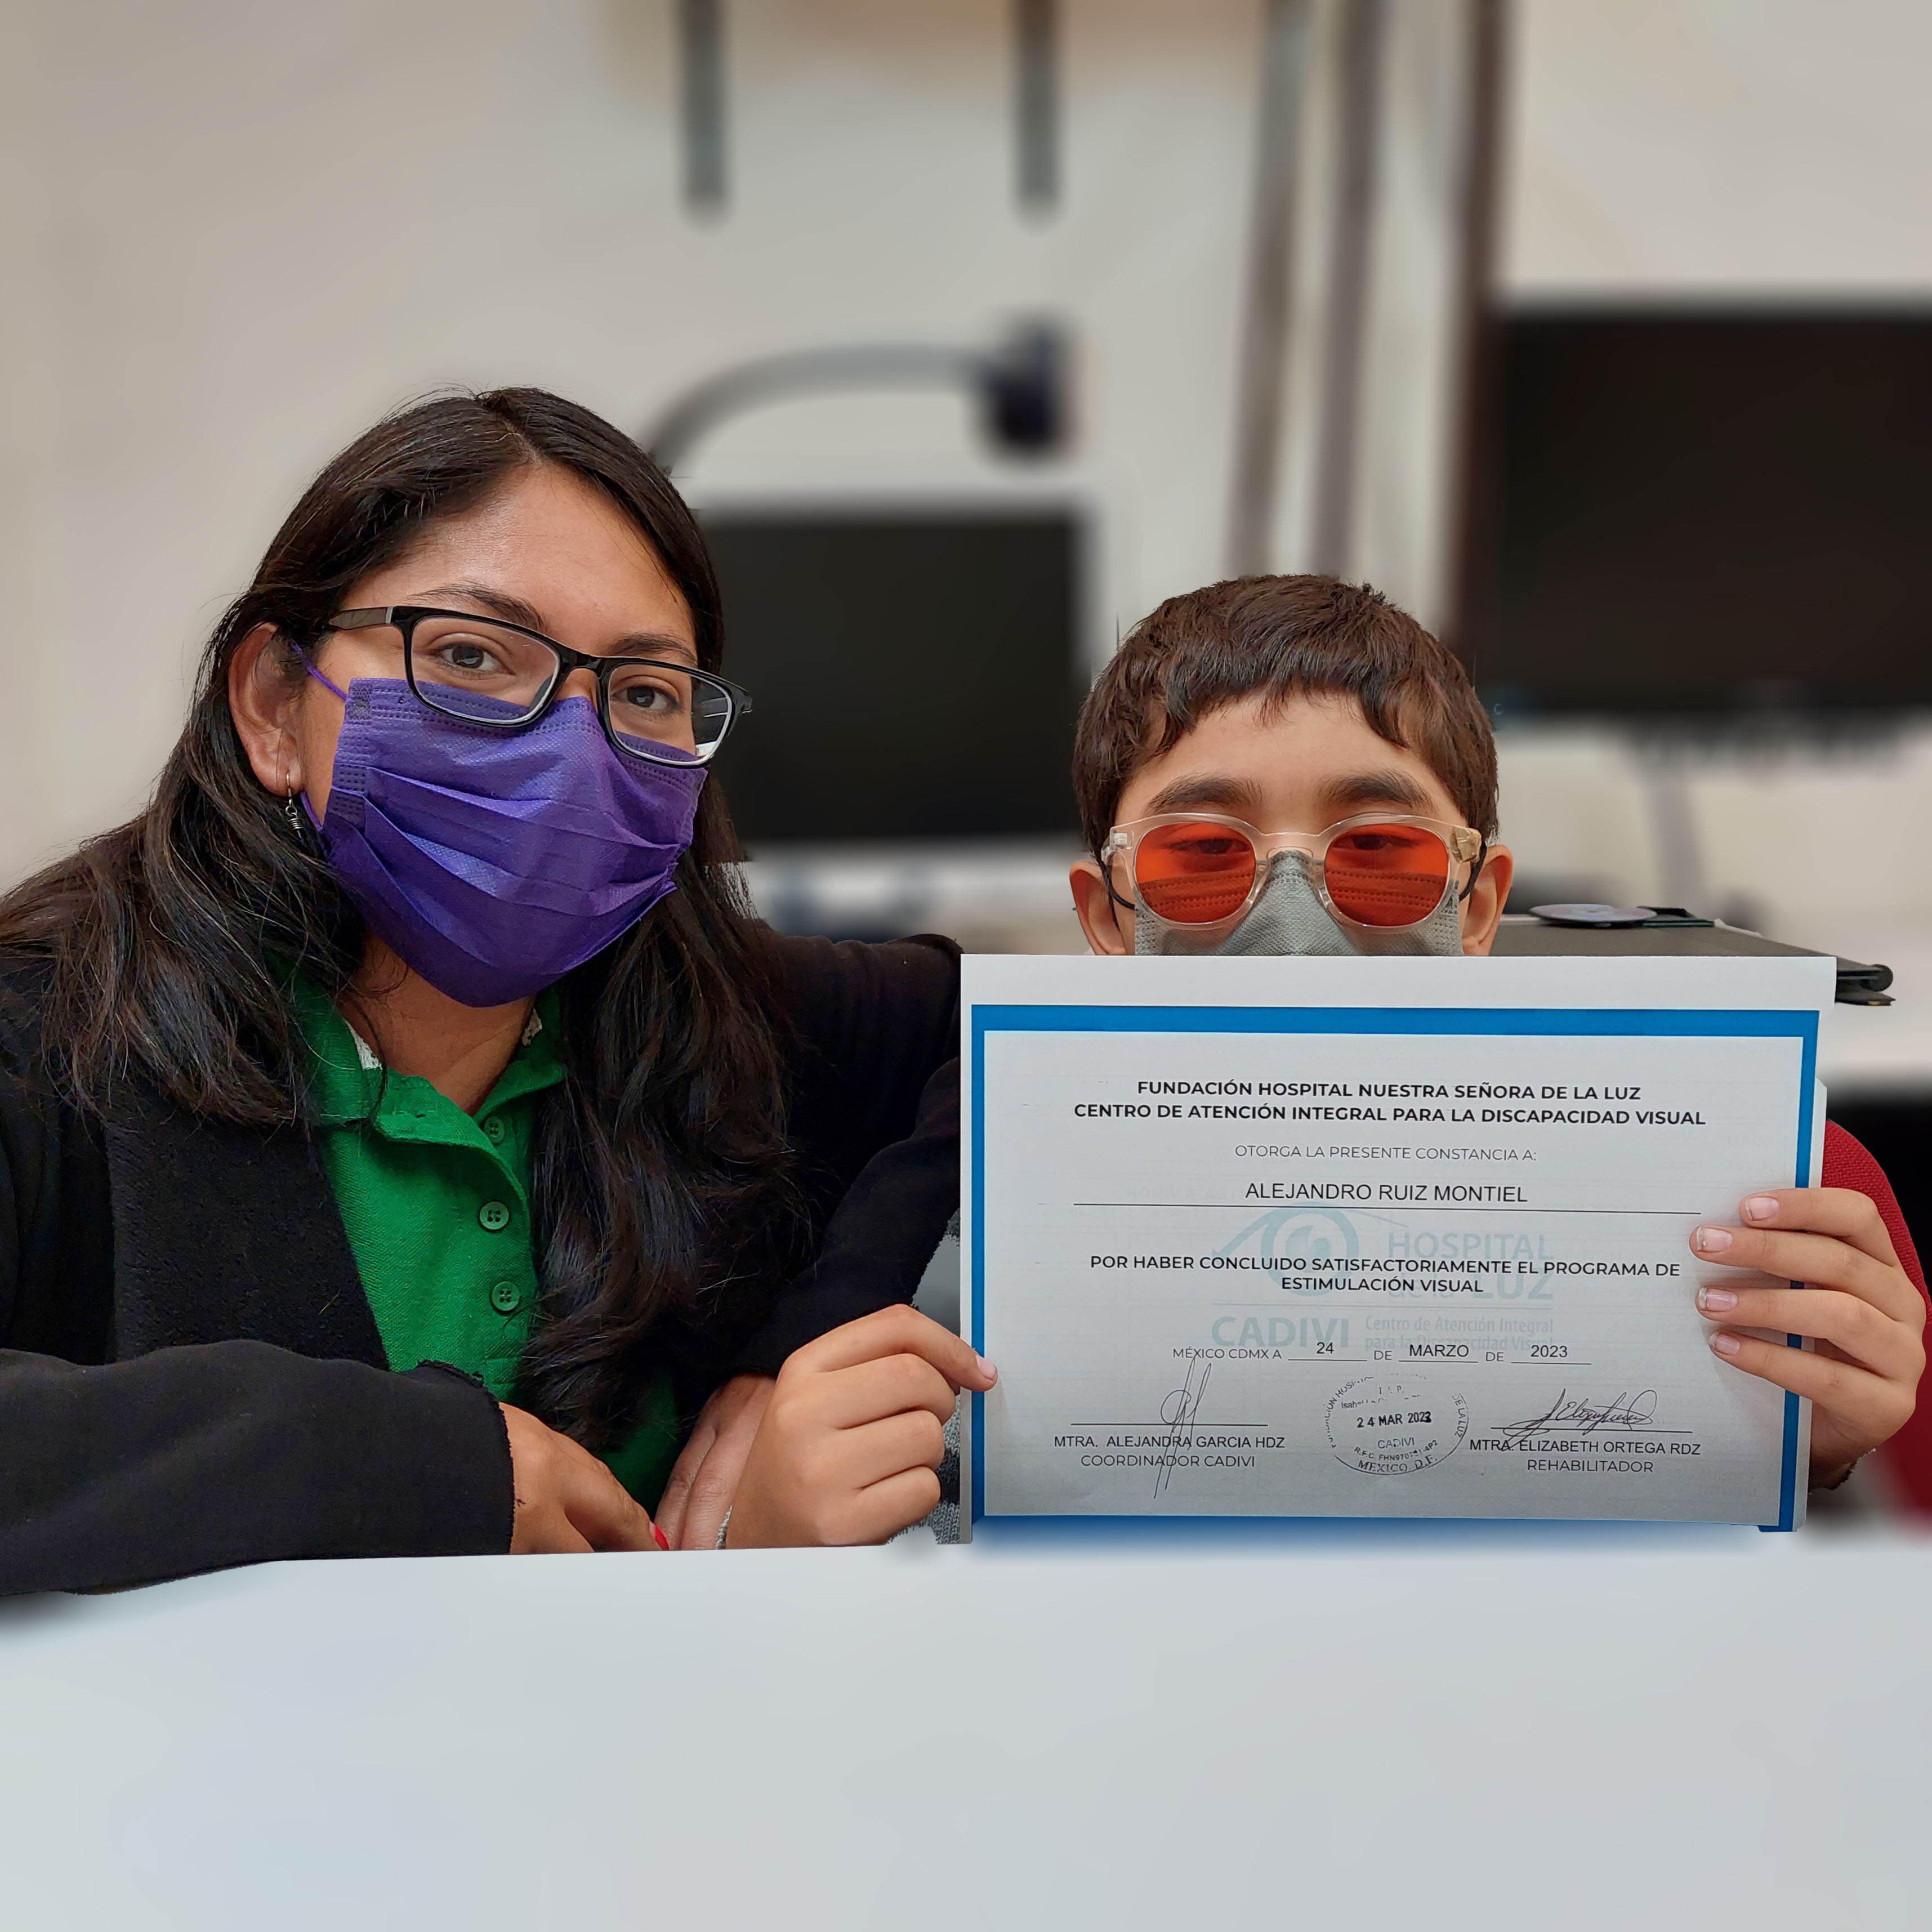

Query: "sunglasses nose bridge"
<box><xmin>1252</xmin><ymin>830</ymin><xmax>1318</xmax><ymax>873</ymax></box>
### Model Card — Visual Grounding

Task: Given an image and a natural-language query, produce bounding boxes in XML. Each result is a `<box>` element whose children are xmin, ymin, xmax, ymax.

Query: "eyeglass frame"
<box><xmin>322</xmin><ymin>604</ymin><xmax>753</xmax><ymax>768</ymax></box>
<box><xmin>1099</xmin><ymin>810</ymin><xmax>1489</xmax><ymax>930</ymax></box>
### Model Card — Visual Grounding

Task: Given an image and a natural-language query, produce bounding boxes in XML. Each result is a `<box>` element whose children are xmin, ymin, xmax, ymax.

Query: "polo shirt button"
<box><xmin>478</xmin><ymin>1200</ymin><xmax>512</xmax><ymax>1232</ymax></box>
<box><xmin>490</xmin><ymin>1280</ymin><xmax>523</xmax><ymax>1314</ymax></box>
<box><xmin>483</xmin><ymin>1117</ymin><xmax>506</xmax><ymax>1145</ymax></box>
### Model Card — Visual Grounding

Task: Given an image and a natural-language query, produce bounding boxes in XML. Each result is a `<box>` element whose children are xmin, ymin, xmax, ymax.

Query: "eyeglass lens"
<box><xmin>1132</xmin><ymin>822</ymin><xmax>1452</xmax><ymax>927</ymax></box>
<box><xmin>1134</xmin><ymin>823</ymin><xmax>1259</xmax><ymax>923</ymax></box>
<box><xmin>404</xmin><ymin>614</ymin><xmax>729</xmax><ymax>761</ymax></box>
<box><xmin>1322</xmin><ymin>826</ymin><xmax>1452</xmax><ymax>926</ymax></box>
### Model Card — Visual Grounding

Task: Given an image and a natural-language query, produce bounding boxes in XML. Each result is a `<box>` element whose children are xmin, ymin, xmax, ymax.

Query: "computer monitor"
<box><xmin>699</xmin><ymin>502</ymin><xmax>1087</xmax><ymax>845</ymax></box>
<box><xmin>1465</xmin><ymin>309</ymin><xmax>1932</xmax><ymax>715</ymax></box>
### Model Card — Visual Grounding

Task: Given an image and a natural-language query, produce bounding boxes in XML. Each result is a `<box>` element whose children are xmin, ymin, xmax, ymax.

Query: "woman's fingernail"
<box><xmin>1693</xmin><ymin>1225</ymin><xmax>1733</xmax><ymax>1254</ymax></box>
<box><xmin>1698</xmin><ymin>1285</ymin><xmax>1738</xmax><ymax>1313</ymax></box>
<box><xmin>1743</xmin><ymin>1196</ymin><xmax>1779</xmax><ymax>1223</ymax></box>
<box><xmin>653</xmin><ymin>1524</ymin><xmax>670</xmax><ymax>1551</ymax></box>
<box><xmin>976</xmin><ymin>1354</ymin><xmax>998</xmax><ymax>1384</ymax></box>
<box><xmin>1709</xmin><ymin>1330</ymin><xmax>1742</xmax><ymax>1357</ymax></box>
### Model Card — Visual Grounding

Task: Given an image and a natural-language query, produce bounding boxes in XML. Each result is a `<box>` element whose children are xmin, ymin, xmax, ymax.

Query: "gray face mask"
<box><xmin>1132</xmin><ymin>850</ymin><xmax>1464</xmax><ymax>958</ymax></box>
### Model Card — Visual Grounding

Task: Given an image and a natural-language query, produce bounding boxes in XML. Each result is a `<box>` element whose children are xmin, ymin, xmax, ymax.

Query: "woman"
<box><xmin>0</xmin><ymin>389</ymin><xmax>991</xmax><ymax>1594</ymax></box>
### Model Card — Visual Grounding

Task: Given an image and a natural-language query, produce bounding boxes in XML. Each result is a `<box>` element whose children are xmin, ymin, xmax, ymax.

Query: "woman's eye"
<box><xmin>429</xmin><ymin>637</ymin><xmax>502</xmax><ymax>675</ymax></box>
<box><xmin>618</xmin><ymin>683</ymin><xmax>681</xmax><ymax>714</ymax></box>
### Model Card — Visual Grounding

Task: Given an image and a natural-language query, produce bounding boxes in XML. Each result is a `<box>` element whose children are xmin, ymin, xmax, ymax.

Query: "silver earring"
<box><xmin>282</xmin><ymin>789</ymin><xmax>305</xmax><ymax>835</ymax></box>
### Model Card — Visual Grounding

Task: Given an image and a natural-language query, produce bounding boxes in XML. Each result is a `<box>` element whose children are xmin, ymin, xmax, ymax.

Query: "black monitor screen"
<box><xmin>700</xmin><ymin>506</ymin><xmax>1085</xmax><ymax>844</ymax></box>
<box><xmin>1467</xmin><ymin>310</ymin><xmax>1932</xmax><ymax>713</ymax></box>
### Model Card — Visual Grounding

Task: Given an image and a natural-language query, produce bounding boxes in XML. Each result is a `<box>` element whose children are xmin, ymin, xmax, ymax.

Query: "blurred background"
<box><xmin>2</xmin><ymin>1</ymin><xmax>1929</xmax><ymax>1489</ymax></box>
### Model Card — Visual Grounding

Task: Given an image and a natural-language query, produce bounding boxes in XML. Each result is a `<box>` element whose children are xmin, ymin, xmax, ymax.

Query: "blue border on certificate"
<box><xmin>968</xmin><ymin>1005</ymin><xmax>1818</xmax><ymax>1534</ymax></box>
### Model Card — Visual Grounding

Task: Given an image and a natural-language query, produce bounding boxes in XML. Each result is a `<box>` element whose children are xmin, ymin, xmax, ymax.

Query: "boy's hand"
<box><xmin>654</xmin><ymin>1373</ymin><xmax>775</xmax><ymax>1550</ymax></box>
<box><xmin>725</xmin><ymin>1306</ymin><xmax>997</xmax><ymax>1548</ymax></box>
<box><xmin>1690</xmin><ymin>1189</ymin><xmax>1926</xmax><ymax>1485</ymax></box>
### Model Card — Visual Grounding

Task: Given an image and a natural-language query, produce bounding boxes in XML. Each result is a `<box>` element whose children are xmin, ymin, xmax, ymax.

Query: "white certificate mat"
<box><xmin>963</xmin><ymin>954</ymin><xmax>1833</xmax><ymax>1532</ymax></box>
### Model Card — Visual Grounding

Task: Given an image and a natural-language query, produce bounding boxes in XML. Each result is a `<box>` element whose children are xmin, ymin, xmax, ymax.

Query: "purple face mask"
<box><xmin>301</xmin><ymin>673</ymin><xmax>706</xmax><ymax>1007</ymax></box>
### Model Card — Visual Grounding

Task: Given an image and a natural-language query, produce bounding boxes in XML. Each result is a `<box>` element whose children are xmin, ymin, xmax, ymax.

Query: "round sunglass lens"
<box><xmin>1323</xmin><ymin>825</ymin><xmax>1451</xmax><ymax>926</ymax></box>
<box><xmin>1135</xmin><ymin>823</ymin><xmax>1259</xmax><ymax>923</ymax></box>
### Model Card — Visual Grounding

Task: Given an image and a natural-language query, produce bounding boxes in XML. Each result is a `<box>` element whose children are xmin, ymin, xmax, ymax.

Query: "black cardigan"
<box><xmin>0</xmin><ymin>932</ymin><xmax>960</xmax><ymax>1595</ymax></box>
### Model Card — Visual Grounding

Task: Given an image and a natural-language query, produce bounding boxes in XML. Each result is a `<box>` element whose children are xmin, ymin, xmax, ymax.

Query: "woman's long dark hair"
<box><xmin>0</xmin><ymin>389</ymin><xmax>795</xmax><ymax>1444</ymax></box>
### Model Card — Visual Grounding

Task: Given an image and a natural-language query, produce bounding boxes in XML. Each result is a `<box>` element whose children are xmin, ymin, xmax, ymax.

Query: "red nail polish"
<box><xmin>653</xmin><ymin>1523</ymin><xmax>670</xmax><ymax>1551</ymax></box>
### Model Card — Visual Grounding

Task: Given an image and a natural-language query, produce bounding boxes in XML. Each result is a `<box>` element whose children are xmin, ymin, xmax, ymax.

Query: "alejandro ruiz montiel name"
<box><xmin>1243</xmin><ymin>1181</ymin><xmax>1530</xmax><ymax>1203</ymax></box>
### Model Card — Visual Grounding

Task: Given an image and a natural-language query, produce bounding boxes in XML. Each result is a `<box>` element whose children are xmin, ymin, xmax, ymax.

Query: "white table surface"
<box><xmin>3</xmin><ymin>1523</ymin><xmax>1926</xmax><ymax>1931</ymax></box>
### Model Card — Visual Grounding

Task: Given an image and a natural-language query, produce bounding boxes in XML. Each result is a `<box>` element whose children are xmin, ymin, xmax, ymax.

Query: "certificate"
<box><xmin>962</xmin><ymin>954</ymin><xmax>1832</xmax><ymax>1532</ymax></box>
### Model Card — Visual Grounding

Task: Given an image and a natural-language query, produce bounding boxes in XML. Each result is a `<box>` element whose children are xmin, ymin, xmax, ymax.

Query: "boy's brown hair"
<box><xmin>1073</xmin><ymin>574</ymin><xmax>1497</xmax><ymax>854</ymax></box>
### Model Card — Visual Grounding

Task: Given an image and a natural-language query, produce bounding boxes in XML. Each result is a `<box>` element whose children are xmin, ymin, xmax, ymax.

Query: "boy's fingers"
<box><xmin>1707</xmin><ymin>1327</ymin><xmax>1913</xmax><ymax>1430</ymax></box>
<box><xmin>835</xmin><ymin>1466</ymin><xmax>944</xmax><ymax>1546</ymax></box>
<box><xmin>788</xmin><ymin>1304</ymin><xmax>996</xmax><ymax>1391</ymax></box>
<box><xmin>816</xmin><ymin>1354</ymin><xmax>960</xmax><ymax>1431</ymax></box>
<box><xmin>656</xmin><ymin>1374</ymin><xmax>776</xmax><ymax>1549</ymax></box>
<box><xmin>653</xmin><ymin>1420</ymin><xmax>716</xmax><ymax>1547</ymax></box>
<box><xmin>1696</xmin><ymin>1283</ymin><xmax>1925</xmax><ymax>1381</ymax></box>
<box><xmin>1731</xmin><ymin>1188</ymin><xmax>1900</xmax><ymax>1269</ymax></box>
<box><xmin>834</xmin><ymin>1409</ymin><xmax>950</xmax><ymax>1491</ymax></box>
<box><xmin>1689</xmin><ymin>1224</ymin><xmax>1921</xmax><ymax>1322</ymax></box>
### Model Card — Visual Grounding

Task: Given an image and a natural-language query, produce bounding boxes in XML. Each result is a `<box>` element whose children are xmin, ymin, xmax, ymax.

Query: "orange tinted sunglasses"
<box><xmin>1101</xmin><ymin>812</ymin><xmax>1487</xmax><ymax>929</ymax></box>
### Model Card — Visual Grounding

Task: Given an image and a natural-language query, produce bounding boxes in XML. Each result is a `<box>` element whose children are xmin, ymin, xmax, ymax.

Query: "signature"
<box><xmin>1159</xmin><ymin>1360</ymin><xmax>1211</xmax><ymax>1429</ymax></box>
<box><xmin>1149</xmin><ymin>1357</ymin><xmax>1213</xmax><ymax>1497</ymax></box>
<box><xmin>1497</xmin><ymin>1387</ymin><xmax>1659</xmax><ymax>1448</ymax></box>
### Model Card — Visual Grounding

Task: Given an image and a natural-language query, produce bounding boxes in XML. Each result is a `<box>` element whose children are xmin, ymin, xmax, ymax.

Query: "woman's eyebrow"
<box><xmin>1144</xmin><ymin>773</ymin><xmax>1266</xmax><ymax>816</ymax></box>
<box><xmin>420</xmin><ymin>581</ymin><xmax>548</xmax><ymax>631</ymax></box>
<box><xmin>1322</xmin><ymin>769</ymin><xmax>1434</xmax><ymax>815</ymax></box>
<box><xmin>416</xmin><ymin>582</ymin><xmax>698</xmax><ymax>663</ymax></box>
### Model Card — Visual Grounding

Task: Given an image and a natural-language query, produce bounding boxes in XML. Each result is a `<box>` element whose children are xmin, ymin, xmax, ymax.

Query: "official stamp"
<box><xmin>1326</xmin><ymin>1373</ymin><xmax>1470</xmax><ymax>1475</ymax></box>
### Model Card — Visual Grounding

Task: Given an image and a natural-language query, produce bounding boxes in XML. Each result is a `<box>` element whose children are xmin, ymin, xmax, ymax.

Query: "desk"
<box><xmin>1488</xmin><ymin>912</ymin><xmax>1932</xmax><ymax>1099</ymax></box>
<box><xmin>2</xmin><ymin>1527</ymin><xmax>1925</xmax><ymax>1930</ymax></box>
<box><xmin>1806</xmin><ymin>920</ymin><xmax>1932</xmax><ymax>1096</ymax></box>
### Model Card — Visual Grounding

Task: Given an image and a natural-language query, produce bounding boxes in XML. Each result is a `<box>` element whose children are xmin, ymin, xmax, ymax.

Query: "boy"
<box><xmin>1067</xmin><ymin>573</ymin><xmax>1925</xmax><ymax>1496</ymax></box>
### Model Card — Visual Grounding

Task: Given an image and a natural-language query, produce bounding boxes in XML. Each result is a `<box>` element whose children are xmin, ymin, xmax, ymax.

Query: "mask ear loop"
<box><xmin>292</xmin><ymin>642</ymin><xmax>350</xmax><ymax>704</ymax></box>
<box><xmin>1099</xmin><ymin>861</ymin><xmax>1134</xmax><ymax>949</ymax></box>
<box><xmin>275</xmin><ymin>638</ymin><xmax>344</xmax><ymax>837</ymax></box>
<box><xmin>1456</xmin><ymin>836</ymin><xmax>1491</xmax><ymax>904</ymax></box>
<box><xmin>1089</xmin><ymin>828</ymin><xmax>1137</xmax><ymax>942</ymax></box>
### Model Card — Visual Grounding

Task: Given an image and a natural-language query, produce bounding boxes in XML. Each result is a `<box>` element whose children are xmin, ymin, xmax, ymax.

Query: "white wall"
<box><xmin>0</xmin><ymin>0</ymin><xmax>1264</xmax><ymax>884</ymax></box>
<box><xmin>1493</xmin><ymin>0</ymin><xmax>1932</xmax><ymax>997</ymax></box>
<box><xmin>1506</xmin><ymin>0</ymin><xmax>1932</xmax><ymax>294</ymax></box>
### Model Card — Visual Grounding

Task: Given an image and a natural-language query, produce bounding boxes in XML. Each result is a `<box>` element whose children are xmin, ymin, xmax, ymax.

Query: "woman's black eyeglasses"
<box><xmin>325</xmin><ymin>605</ymin><xmax>751</xmax><ymax>768</ymax></box>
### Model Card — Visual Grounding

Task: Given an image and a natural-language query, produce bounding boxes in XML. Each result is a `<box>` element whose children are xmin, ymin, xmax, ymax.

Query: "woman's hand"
<box><xmin>726</xmin><ymin>1306</ymin><xmax>998</xmax><ymax>1548</ymax></box>
<box><xmin>499</xmin><ymin>1402</ymin><xmax>666</xmax><ymax>1552</ymax></box>
<box><xmin>654</xmin><ymin>1373</ymin><xmax>776</xmax><ymax>1549</ymax></box>
<box><xmin>1691</xmin><ymin>1188</ymin><xmax>1927</xmax><ymax>1485</ymax></box>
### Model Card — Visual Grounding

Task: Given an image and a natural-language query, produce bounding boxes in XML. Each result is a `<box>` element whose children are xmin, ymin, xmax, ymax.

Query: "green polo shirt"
<box><xmin>294</xmin><ymin>979</ymin><xmax>680</xmax><ymax>1509</ymax></box>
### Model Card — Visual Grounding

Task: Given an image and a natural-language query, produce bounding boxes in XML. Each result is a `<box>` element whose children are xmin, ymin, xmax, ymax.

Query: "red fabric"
<box><xmin>1821</xmin><ymin>1121</ymin><xmax>1932</xmax><ymax>1510</ymax></box>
